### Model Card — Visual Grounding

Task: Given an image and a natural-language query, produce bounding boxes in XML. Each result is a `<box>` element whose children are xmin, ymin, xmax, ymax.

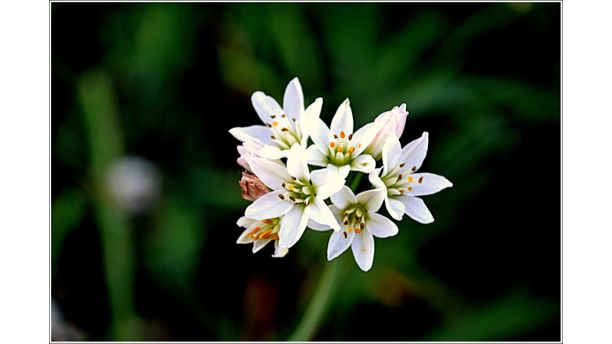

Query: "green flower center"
<box><xmin>328</xmin><ymin>130</ymin><xmax>360</xmax><ymax>165</ymax></box>
<box><xmin>340</xmin><ymin>203</ymin><xmax>368</xmax><ymax>237</ymax></box>
<box><xmin>266</xmin><ymin>113</ymin><xmax>301</xmax><ymax>149</ymax></box>
<box><xmin>247</xmin><ymin>218</ymin><xmax>281</xmax><ymax>241</ymax></box>
<box><xmin>278</xmin><ymin>177</ymin><xmax>317</xmax><ymax>205</ymax></box>
<box><xmin>381</xmin><ymin>163</ymin><xmax>424</xmax><ymax>196</ymax></box>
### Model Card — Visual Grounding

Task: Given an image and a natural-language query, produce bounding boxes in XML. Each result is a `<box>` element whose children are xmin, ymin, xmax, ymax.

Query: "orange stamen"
<box><xmin>340</xmin><ymin>131</ymin><xmax>346</xmax><ymax>138</ymax></box>
<box><xmin>329</xmin><ymin>142</ymin><xmax>335</xmax><ymax>148</ymax></box>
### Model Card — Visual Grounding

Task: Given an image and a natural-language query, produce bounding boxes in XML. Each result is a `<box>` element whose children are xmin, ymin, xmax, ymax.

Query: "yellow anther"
<box><xmin>272</xmin><ymin>121</ymin><xmax>279</xmax><ymax>127</ymax></box>
<box><xmin>407</xmin><ymin>176</ymin><xmax>414</xmax><ymax>183</ymax></box>
<box><xmin>348</xmin><ymin>146</ymin><xmax>355</xmax><ymax>154</ymax></box>
<box><xmin>407</xmin><ymin>186</ymin><xmax>413</xmax><ymax>192</ymax></box>
<box><xmin>337</xmin><ymin>146</ymin><xmax>344</xmax><ymax>153</ymax></box>
<box><xmin>258</xmin><ymin>229</ymin><xmax>273</xmax><ymax>239</ymax></box>
<box><xmin>347</xmin><ymin>227</ymin><xmax>354</xmax><ymax>233</ymax></box>
<box><xmin>248</xmin><ymin>227</ymin><xmax>262</xmax><ymax>238</ymax></box>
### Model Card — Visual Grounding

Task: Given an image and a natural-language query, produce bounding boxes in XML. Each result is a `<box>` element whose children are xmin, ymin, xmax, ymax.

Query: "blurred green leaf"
<box><xmin>218</xmin><ymin>46</ymin><xmax>281</xmax><ymax>96</ymax></box>
<box><xmin>52</xmin><ymin>189</ymin><xmax>87</xmax><ymax>265</ymax></box>
<box><xmin>145</xmin><ymin>195</ymin><xmax>205</xmax><ymax>295</ymax></box>
<box><xmin>267</xmin><ymin>4</ymin><xmax>323</xmax><ymax>90</ymax></box>
<box><xmin>424</xmin><ymin>291</ymin><xmax>559</xmax><ymax>341</ymax></box>
<box><xmin>374</xmin><ymin>11</ymin><xmax>447</xmax><ymax>85</ymax></box>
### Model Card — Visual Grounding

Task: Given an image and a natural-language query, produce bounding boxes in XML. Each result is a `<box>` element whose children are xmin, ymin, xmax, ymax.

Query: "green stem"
<box><xmin>287</xmin><ymin>258</ymin><xmax>342</xmax><ymax>341</ymax></box>
<box><xmin>287</xmin><ymin>171</ymin><xmax>363</xmax><ymax>341</ymax></box>
<box><xmin>78</xmin><ymin>70</ymin><xmax>140</xmax><ymax>340</ymax></box>
<box><xmin>350</xmin><ymin>172</ymin><xmax>363</xmax><ymax>190</ymax></box>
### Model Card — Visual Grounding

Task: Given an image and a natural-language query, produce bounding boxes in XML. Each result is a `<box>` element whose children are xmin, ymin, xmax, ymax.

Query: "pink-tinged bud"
<box><xmin>364</xmin><ymin>103</ymin><xmax>408</xmax><ymax>160</ymax></box>
<box><xmin>237</xmin><ymin>140</ymin><xmax>266</xmax><ymax>172</ymax></box>
<box><xmin>239</xmin><ymin>171</ymin><xmax>269</xmax><ymax>201</ymax></box>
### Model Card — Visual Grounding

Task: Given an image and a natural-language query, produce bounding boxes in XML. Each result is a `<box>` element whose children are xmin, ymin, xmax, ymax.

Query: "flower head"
<box><xmin>364</xmin><ymin>103</ymin><xmax>408</xmax><ymax>160</ymax></box>
<box><xmin>244</xmin><ymin>145</ymin><xmax>345</xmax><ymax>250</ymax></box>
<box><xmin>306</xmin><ymin>99</ymin><xmax>381</xmax><ymax>178</ymax></box>
<box><xmin>369</xmin><ymin>132</ymin><xmax>453</xmax><ymax>223</ymax></box>
<box><xmin>310</xmin><ymin>186</ymin><xmax>398</xmax><ymax>271</ymax></box>
<box><xmin>229</xmin><ymin>78</ymin><xmax>322</xmax><ymax>160</ymax></box>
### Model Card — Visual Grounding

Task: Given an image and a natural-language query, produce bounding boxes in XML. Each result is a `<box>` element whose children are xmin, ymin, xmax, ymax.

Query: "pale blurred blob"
<box><xmin>105</xmin><ymin>156</ymin><xmax>161</xmax><ymax>214</ymax></box>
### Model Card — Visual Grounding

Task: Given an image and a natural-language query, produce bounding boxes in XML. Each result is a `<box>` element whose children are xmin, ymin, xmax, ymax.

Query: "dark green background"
<box><xmin>52</xmin><ymin>2</ymin><xmax>560</xmax><ymax>341</ymax></box>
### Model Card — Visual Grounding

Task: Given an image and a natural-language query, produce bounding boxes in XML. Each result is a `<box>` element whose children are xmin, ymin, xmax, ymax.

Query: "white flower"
<box><xmin>244</xmin><ymin>145</ymin><xmax>345</xmax><ymax>250</ymax></box>
<box><xmin>364</xmin><ymin>103</ymin><xmax>408</xmax><ymax>160</ymax></box>
<box><xmin>229</xmin><ymin>78</ymin><xmax>322</xmax><ymax>160</ymax></box>
<box><xmin>368</xmin><ymin>132</ymin><xmax>453</xmax><ymax>223</ymax></box>
<box><xmin>309</xmin><ymin>186</ymin><xmax>398</xmax><ymax>272</ymax></box>
<box><xmin>236</xmin><ymin>216</ymin><xmax>288</xmax><ymax>257</ymax></box>
<box><xmin>306</xmin><ymin>99</ymin><xmax>380</xmax><ymax>178</ymax></box>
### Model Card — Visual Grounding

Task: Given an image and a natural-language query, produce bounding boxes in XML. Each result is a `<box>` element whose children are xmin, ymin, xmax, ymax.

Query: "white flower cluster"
<box><xmin>229</xmin><ymin>78</ymin><xmax>452</xmax><ymax>271</ymax></box>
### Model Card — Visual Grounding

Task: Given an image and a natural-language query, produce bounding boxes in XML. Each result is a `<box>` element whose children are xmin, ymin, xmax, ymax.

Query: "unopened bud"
<box><xmin>364</xmin><ymin>103</ymin><xmax>408</xmax><ymax>160</ymax></box>
<box><xmin>239</xmin><ymin>171</ymin><xmax>269</xmax><ymax>201</ymax></box>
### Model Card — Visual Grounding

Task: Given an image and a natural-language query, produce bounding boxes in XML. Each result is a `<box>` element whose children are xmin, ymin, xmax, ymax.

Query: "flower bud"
<box><xmin>239</xmin><ymin>171</ymin><xmax>269</xmax><ymax>201</ymax></box>
<box><xmin>364</xmin><ymin>103</ymin><xmax>408</xmax><ymax>160</ymax></box>
<box><xmin>237</xmin><ymin>140</ymin><xmax>267</xmax><ymax>172</ymax></box>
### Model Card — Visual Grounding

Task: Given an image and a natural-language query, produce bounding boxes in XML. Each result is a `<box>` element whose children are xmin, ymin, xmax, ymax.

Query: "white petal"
<box><xmin>398</xmin><ymin>195</ymin><xmax>434</xmax><ymax>224</ymax></box>
<box><xmin>382</xmin><ymin>134</ymin><xmax>402</xmax><ymax>175</ymax></box>
<box><xmin>279</xmin><ymin>205</ymin><xmax>309</xmax><ymax>248</ymax></box>
<box><xmin>229</xmin><ymin>125</ymin><xmax>272</xmax><ymax>145</ymax></box>
<box><xmin>310</xmin><ymin>118</ymin><xmax>332</xmax><ymax>154</ymax></box>
<box><xmin>272</xmin><ymin>241</ymin><xmax>289</xmax><ymax>258</ymax></box>
<box><xmin>368</xmin><ymin>168</ymin><xmax>387</xmax><ymax>190</ymax></box>
<box><xmin>252</xmin><ymin>239</ymin><xmax>271</xmax><ymax>253</ymax></box>
<box><xmin>407</xmin><ymin>173</ymin><xmax>453</xmax><ymax>196</ymax></box>
<box><xmin>257</xmin><ymin>144</ymin><xmax>286</xmax><ymax>160</ymax></box>
<box><xmin>367</xmin><ymin>213</ymin><xmax>398</xmax><ymax>238</ymax></box>
<box><xmin>330</xmin><ymin>98</ymin><xmax>354</xmax><ymax>135</ymax></box>
<box><xmin>399</xmin><ymin>132</ymin><xmax>429</xmax><ymax>173</ymax></box>
<box><xmin>300</xmin><ymin>98</ymin><xmax>323</xmax><ymax>146</ymax></box>
<box><xmin>236</xmin><ymin>216</ymin><xmax>256</xmax><ymax>228</ymax></box>
<box><xmin>237</xmin><ymin>228</ymin><xmax>255</xmax><ymax>244</ymax></box>
<box><xmin>350</xmin><ymin>154</ymin><xmax>376</xmax><ymax>173</ymax></box>
<box><xmin>246</xmin><ymin>157</ymin><xmax>291</xmax><ymax>190</ymax></box>
<box><xmin>286</xmin><ymin>144</ymin><xmax>310</xmax><ymax>180</ymax></box>
<box><xmin>306</xmin><ymin>198</ymin><xmax>340</xmax><ymax>231</ymax></box>
<box><xmin>310</xmin><ymin>168</ymin><xmax>345</xmax><ymax>199</ymax></box>
<box><xmin>330</xmin><ymin>185</ymin><xmax>357</xmax><ymax>210</ymax></box>
<box><xmin>386</xmin><ymin>197</ymin><xmax>405</xmax><ymax>221</ymax></box>
<box><xmin>305</xmin><ymin>145</ymin><xmax>328</xmax><ymax>167</ymax></box>
<box><xmin>307</xmin><ymin>219</ymin><xmax>332</xmax><ymax>231</ymax></box>
<box><xmin>327</xmin><ymin>229</ymin><xmax>354</xmax><ymax>261</ymax></box>
<box><xmin>251</xmin><ymin>91</ymin><xmax>283</xmax><ymax>124</ymax></box>
<box><xmin>283</xmin><ymin>77</ymin><xmax>304</xmax><ymax>120</ymax></box>
<box><xmin>327</xmin><ymin>164</ymin><xmax>351</xmax><ymax>179</ymax></box>
<box><xmin>351</xmin><ymin>230</ymin><xmax>375</xmax><ymax>272</ymax></box>
<box><xmin>350</xmin><ymin>122</ymin><xmax>381</xmax><ymax>156</ymax></box>
<box><xmin>245</xmin><ymin>190</ymin><xmax>293</xmax><ymax>220</ymax></box>
<box><xmin>356</xmin><ymin>189</ymin><xmax>385</xmax><ymax>213</ymax></box>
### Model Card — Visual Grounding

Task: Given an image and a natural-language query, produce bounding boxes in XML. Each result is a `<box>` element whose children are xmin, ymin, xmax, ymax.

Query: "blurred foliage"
<box><xmin>52</xmin><ymin>2</ymin><xmax>560</xmax><ymax>341</ymax></box>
